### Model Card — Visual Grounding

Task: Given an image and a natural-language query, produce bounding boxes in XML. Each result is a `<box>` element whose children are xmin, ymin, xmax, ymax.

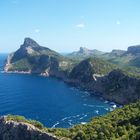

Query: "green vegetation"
<box><xmin>102</xmin><ymin>54</ymin><xmax>135</xmax><ymax>66</ymax></box>
<box><xmin>9</xmin><ymin>58</ymin><xmax>32</xmax><ymax>71</ymax></box>
<box><xmin>6</xmin><ymin>38</ymin><xmax>140</xmax><ymax>79</ymax></box>
<box><xmin>87</xmin><ymin>57</ymin><xmax>116</xmax><ymax>75</ymax></box>
<box><xmin>5</xmin><ymin>100</ymin><xmax>140</xmax><ymax>140</ymax></box>
<box><xmin>69</xmin><ymin>57</ymin><xmax>116</xmax><ymax>83</ymax></box>
<box><xmin>49</xmin><ymin>100</ymin><xmax>140</xmax><ymax>140</ymax></box>
<box><xmin>129</xmin><ymin>56</ymin><xmax>140</xmax><ymax>68</ymax></box>
<box><xmin>6</xmin><ymin>115</ymin><xmax>44</xmax><ymax>129</ymax></box>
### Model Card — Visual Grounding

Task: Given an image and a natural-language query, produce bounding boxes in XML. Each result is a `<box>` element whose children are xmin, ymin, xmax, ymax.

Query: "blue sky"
<box><xmin>1</xmin><ymin>0</ymin><xmax>140</xmax><ymax>53</ymax></box>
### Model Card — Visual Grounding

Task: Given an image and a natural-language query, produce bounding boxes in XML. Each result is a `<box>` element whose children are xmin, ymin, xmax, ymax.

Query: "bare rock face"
<box><xmin>4</xmin><ymin>38</ymin><xmax>140</xmax><ymax>105</ymax></box>
<box><xmin>127</xmin><ymin>45</ymin><xmax>140</xmax><ymax>54</ymax></box>
<box><xmin>0</xmin><ymin>117</ymin><xmax>58</xmax><ymax>140</ymax></box>
<box><xmin>4</xmin><ymin>38</ymin><xmax>69</xmax><ymax>76</ymax></box>
<box><xmin>97</xmin><ymin>70</ymin><xmax>140</xmax><ymax>104</ymax></box>
<box><xmin>68</xmin><ymin>66</ymin><xmax>140</xmax><ymax>105</ymax></box>
<box><xmin>21</xmin><ymin>37</ymin><xmax>40</xmax><ymax>48</ymax></box>
<box><xmin>68</xmin><ymin>47</ymin><xmax>104</xmax><ymax>58</ymax></box>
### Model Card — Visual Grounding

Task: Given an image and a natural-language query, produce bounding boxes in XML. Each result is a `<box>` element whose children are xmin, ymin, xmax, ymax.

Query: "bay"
<box><xmin>0</xmin><ymin>54</ymin><xmax>113</xmax><ymax>128</ymax></box>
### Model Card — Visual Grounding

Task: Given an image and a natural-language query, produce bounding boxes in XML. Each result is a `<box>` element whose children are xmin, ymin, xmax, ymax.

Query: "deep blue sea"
<box><xmin>0</xmin><ymin>54</ymin><xmax>114</xmax><ymax>128</ymax></box>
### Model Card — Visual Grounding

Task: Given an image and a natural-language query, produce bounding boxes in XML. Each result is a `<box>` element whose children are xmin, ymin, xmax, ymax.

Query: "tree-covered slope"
<box><xmin>49</xmin><ymin>99</ymin><xmax>140</xmax><ymax>140</ymax></box>
<box><xmin>69</xmin><ymin>57</ymin><xmax>116</xmax><ymax>83</ymax></box>
<box><xmin>68</xmin><ymin>59</ymin><xmax>140</xmax><ymax>105</ymax></box>
<box><xmin>2</xmin><ymin>99</ymin><xmax>140</xmax><ymax>140</ymax></box>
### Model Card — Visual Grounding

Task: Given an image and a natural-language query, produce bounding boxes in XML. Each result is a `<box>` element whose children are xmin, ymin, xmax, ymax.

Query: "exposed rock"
<box><xmin>67</xmin><ymin>47</ymin><xmax>104</xmax><ymax>58</ymax></box>
<box><xmin>127</xmin><ymin>45</ymin><xmax>140</xmax><ymax>54</ymax></box>
<box><xmin>21</xmin><ymin>37</ymin><xmax>40</xmax><ymax>48</ymax></box>
<box><xmin>69</xmin><ymin>57</ymin><xmax>115</xmax><ymax>83</ymax></box>
<box><xmin>4</xmin><ymin>38</ymin><xmax>140</xmax><ymax>105</ymax></box>
<box><xmin>68</xmin><ymin>63</ymin><xmax>140</xmax><ymax>105</ymax></box>
<box><xmin>4</xmin><ymin>38</ymin><xmax>73</xmax><ymax>80</ymax></box>
<box><xmin>0</xmin><ymin>116</ymin><xmax>58</xmax><ymax>140</ymax></box>
<box><xmin>95</xmin><ymin>70</ymin><xmax>140</xmax><ymax>104</ymax></box>
<box><xmin>110</xmin><ymin>49</ymin><xmax>126</xmax><ymax>56</ymax></box>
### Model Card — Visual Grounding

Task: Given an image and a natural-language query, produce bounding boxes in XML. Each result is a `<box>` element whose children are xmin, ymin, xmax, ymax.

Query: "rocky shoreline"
<box><xmin>4</xmin><ymin>62</ymin><xmax>140</xmax><ymax>105</ymax></box>
<box><xmin>3</xmin><ymin>69</ymin><xmax>122</xmax><ymax>108</ymax></box>
<box><xmin>4</xmin><ymin>38</ymin><xmax>140</xmax><ymax>105</ymax></box>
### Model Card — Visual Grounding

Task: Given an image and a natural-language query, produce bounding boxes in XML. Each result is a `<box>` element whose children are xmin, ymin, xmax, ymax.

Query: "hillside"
<box><xmin>101</xmin><ymin>45</ymin><xmax>140</xmax><ymax>69</ymax></box>
<box><xmin>4</xmin><ymin>38</ymin><xmax>77</xmax><ymax>79</ymax></box>
<box><xmin>68</xmin><ymin>60</ymin><xmax>140</xmax><ymax>104</ymax></box>
<box><xmin>69</xmin><ymin>57</ymin><xmax>116</xmax><ymax>83</ymax></box>
<box><xmin>4</xmin><ymin>38</ymin><xmax>140</xmax><ymax>105</ymax></box>
<box><xmin>50</xmin><ymin>99</ymin><xmax>140</xmax><ymax>140</ymax></box>
<box><xmin>1</xmin><ymin>99</ymin><xmax>140</xmax><ymax>140</ymax></box>
<box><xmin>66</xmin><ymin>45</ymin><xmax>140</xmax><ymax>75</ymax></box>
<box><xmin>67</xmin><ymin>47</ymin><xmax>104</xmax><ymax>59</ymax></box>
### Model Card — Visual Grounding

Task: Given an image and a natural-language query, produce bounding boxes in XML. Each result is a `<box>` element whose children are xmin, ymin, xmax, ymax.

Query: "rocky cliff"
<box><xmin>0</xmin><ymin>116</ymin><xmax>58</xmax><ymax>140</ymax></box>
<box><xmin>4</xmin><ymin>38</ymin><xmax>140</xmax><ymax>105</ymax></box>
<box><xmin>127</xmin><ymin>45</ymin><xmax>140</xmax><ymax>54</ymax></box>
<box><xmin>67</xmin><ymin>47</ymin><xmax>104</xmax><ymax>59</ymax></box>
<box><xmin>68</xmin><ymin>58</ymin><xmax>140</xmax><ymax>104</ymax></box>
<box><xmin>4</xmin><ymin>38</ymin><xmax>75</xmax><ymax>79</ymax></box>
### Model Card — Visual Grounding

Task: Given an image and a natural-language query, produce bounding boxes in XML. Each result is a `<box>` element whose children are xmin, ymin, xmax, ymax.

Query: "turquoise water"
<box><xmin>0</xmin><ymin>54</ymin><xmax>113</xmax><ymax>128</ymax></box>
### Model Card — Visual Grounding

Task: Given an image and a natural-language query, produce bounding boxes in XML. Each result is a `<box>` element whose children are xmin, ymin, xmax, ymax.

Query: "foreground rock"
<box><xmin>0</xmin><ymin>116</ymin><xmax>58</xmax><ymax>140</ymax></box>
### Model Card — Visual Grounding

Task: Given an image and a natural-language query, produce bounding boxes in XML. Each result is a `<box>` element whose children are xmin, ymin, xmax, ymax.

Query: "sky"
<box><xmin>1</xmin><ymin>0</ymin><xmax>140</xmax><ymax>53</ymax></box>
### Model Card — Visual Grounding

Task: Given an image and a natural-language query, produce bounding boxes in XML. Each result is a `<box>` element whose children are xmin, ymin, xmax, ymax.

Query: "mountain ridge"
<box><xmin>4</xmin><ymin>38</ymin><xmax>140</xmax><ymax>105</ymax></box>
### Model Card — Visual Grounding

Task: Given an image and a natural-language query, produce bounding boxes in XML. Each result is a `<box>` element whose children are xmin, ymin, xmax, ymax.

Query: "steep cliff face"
<box><xmin>4</xmin><ymin>38</ymin><xmax>140</xmax><ymax>105</ymax></box>
<box><xmin>4</xmin><ymin>38</ymin><xmax>73</xmax><ymax>79</ymax></box>
<box><xmin>94</xmin><ymin>70</ymin><xmax>140</xmax><ymax>104</ymax></box>
<box><xmin>127</xmin><ymin>45</ymin><xmax>140</xmax><ymax>54</ymax></box>
<box><xmin>69</xmin><ymin>57</ymin><xmax>115</xmax><ymax>83</ymax></box>
<box><xmin>0</xmin><ymin>116</ymin><xmax>58</xmax><ymax>140</ymax></box>
<box><xmin>68</xmin><ymin>59</ymin><xmax>140</xmax><ymax>104</ymax></box>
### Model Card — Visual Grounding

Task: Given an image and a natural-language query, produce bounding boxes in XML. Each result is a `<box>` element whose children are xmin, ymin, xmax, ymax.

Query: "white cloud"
<box><xmin>116</xmin><ymin>20</ymin><xmax>121</xmax><ymax>25</ymax></box>
<box><xmin>34</xmin><ymin>29</ymin><xmax>40</xmax><ymax>33</ymax></box>
<box><xmin>76</xmin><ymin>23</ymin><xmax>86</xmax><ymax>28</ymax></box>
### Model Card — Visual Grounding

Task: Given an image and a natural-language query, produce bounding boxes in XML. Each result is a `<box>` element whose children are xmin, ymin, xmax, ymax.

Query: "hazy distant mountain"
<box><xmin>103</xmin><ymin>49</ymin><xmax>126</xmax><ymax>57</ymax></box>
<box><xmin>67</xmin><ymin>47</ymin><xmax>104</xmax><ymax>58</ymax></box>
<box><xmin>127</xmin><ymin>45</ymin><xmax>140</xmax><ymax>54</ymax></box>
<box><xmin>101</xmin><ymin>46</ymin><xmax>140</xmax><ymax>70</ymax></box>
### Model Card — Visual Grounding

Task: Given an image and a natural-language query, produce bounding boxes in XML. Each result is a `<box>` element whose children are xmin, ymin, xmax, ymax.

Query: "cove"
<box><xmin>0</xmin><ymin>54</ymin><xmax>113</xmax><ymax>128</ymax></box>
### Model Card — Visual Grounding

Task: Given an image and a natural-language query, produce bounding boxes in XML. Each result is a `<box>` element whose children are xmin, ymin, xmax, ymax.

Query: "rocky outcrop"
<box><xmin>4</xmin><ymin>38</ymin><xmax>73</xmax><ymax>80</ymax></box>
<box><xmin>0</xmin><ymin>116</ymin><xmax>58</xmax><ymax>140</ymax></box>
<box><xmin>109</xmin><ymin>49</ymin><xmax>126</xmax><ymax>57</ymax></box>
<box><xmin>68</xmin><ymin>57</ymin><xmax>115</xmax><ymax>83</ymax></box>
<box><xmin>67</xmin><ymin>47</ymin><xmax>104</xmax><ymax>58</ymax></box>
<box><xmin>68</xmin><ymin>69</ymin><xmax>140</xmax><ymax>104</ymax></box>
<box><xmin>127</xmin><ymin>45</ymin><xmax>140</xmax><ymax>54</ymax></box>
<box><xmin>4</xmin><ymin>38</ymin><xmax>140</xmax><ymax>105</ymax></box>
<box><xmin>95</xmin><ymin>70</ymin><xmax>140</xmax><ymax>104</ymax></box>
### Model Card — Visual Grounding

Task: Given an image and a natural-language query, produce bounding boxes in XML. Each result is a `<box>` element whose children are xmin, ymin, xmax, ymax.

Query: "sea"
<box><xmin>0</xmin><ymin>54</ymin><xmax>115</xmax><ymax>128</ymax></box>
